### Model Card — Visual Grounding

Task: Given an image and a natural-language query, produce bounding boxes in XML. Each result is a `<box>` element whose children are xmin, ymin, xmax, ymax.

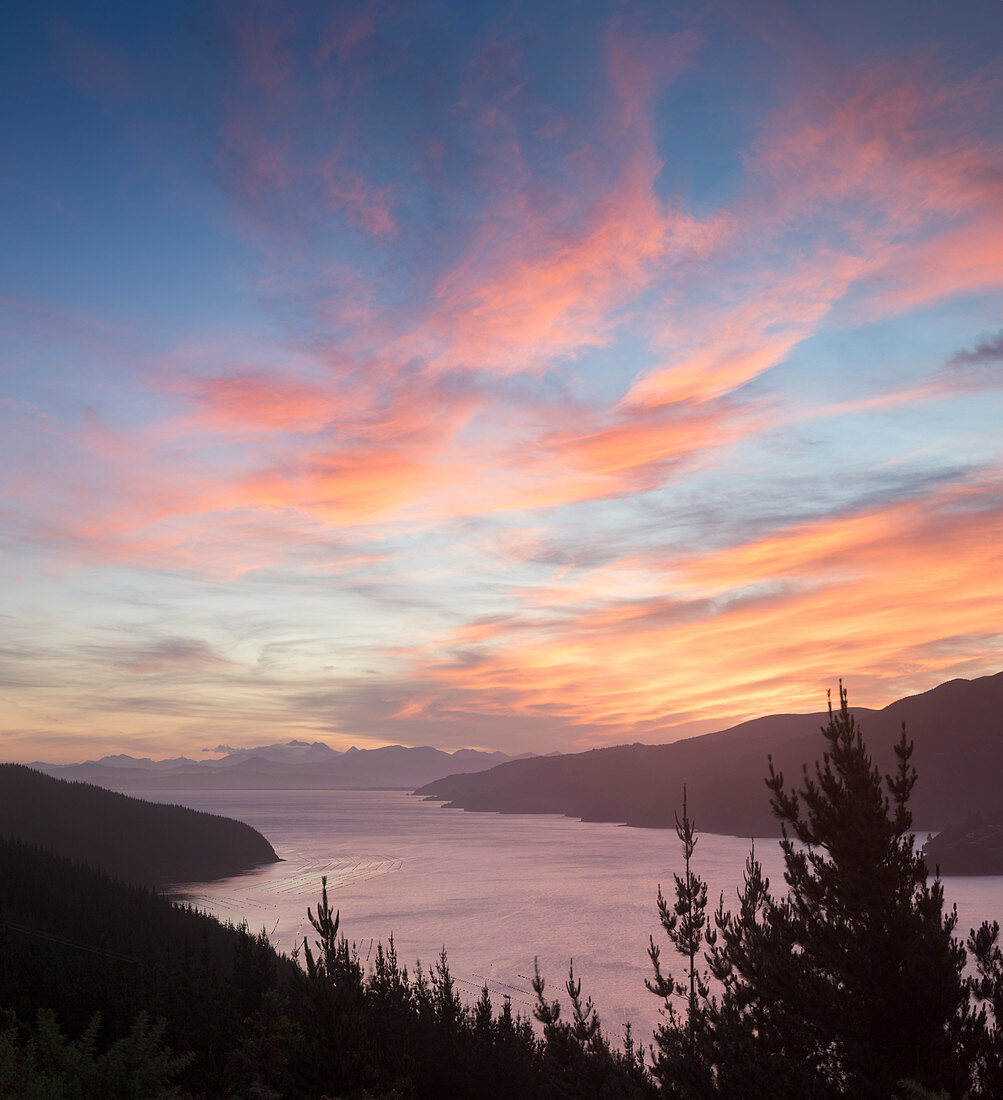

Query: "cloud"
<box><xmin>388</xmin><ymin>29</ymin><xmax>712</xmax><ymax>379</ymax></box>
<box><xmin>947</xmin><ymin>330</ymin><xmax>1003</xmax><ymax>368</ymax></box>
<box><xmin>6</xmin><ymin>43</ymin><xmax>999</xmax><ymax>566</ymax></box>
<box><xmin>193</xmin><ymin>370</ymin><xmax>335</xmax><ymax>432</ymax></box>
<box><xmin>324</xmin><ymin>165</ymin><xmax>398</xmax><ymax>236</ymax></box>
<box><xmin>158</xmin><ymin>37</ymin><xmax>1003</xmax><ymax>543</ymax></box>
<box><xmin>50</xmin><ymin>18</ymin><xmax>137</xmax><ymax>103</ymax></box>
<box><xmin>85</xmin><ymin>637</ymin><xmax>235</xmax><ymax>676</ymax></box>
<box><xmin>363</xmin><ymin>474</ymin><xmax>1003</xmax><ymax>750</ymax></box>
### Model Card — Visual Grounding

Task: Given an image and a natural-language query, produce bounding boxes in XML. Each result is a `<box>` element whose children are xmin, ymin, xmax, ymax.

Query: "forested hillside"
<box><xmin>0</xmin><ymin>765</ymin><xmax>279</xmax><ymax>886</ymax></box>
<box><xmin>0</xmin><ymin>835</ymin><xmax>291</xmax><ymax>1096</ymax></box>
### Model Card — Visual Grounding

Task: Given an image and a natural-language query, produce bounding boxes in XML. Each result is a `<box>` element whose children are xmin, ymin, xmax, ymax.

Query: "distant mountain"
<box><xmin>0</xmin><ymin>764</ymin><xmax>280</xmax><ymax>886</ymax></box>
<box><xmin>200</xmin><ymin>739</ymin><xmax>342</xmax><ymax>766</ymax></box>
<box><xmin>416</xmin><ymin>672</ymin><xmax>1003</xmax><ymax>838</ymax></box>
<box><xmin>31</xmin><ymin>740</ymin><xmax>534</xmax><ymax>791</ymax></box>
<box><xmin>90</xmin><ymin>753</ymin><xmax>201</xmax><ymax>770</ymax></box>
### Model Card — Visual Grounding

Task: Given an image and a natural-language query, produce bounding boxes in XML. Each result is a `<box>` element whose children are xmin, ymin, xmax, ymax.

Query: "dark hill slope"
<box><xmin>0</xmin><ymin>834</ymin><xmax>292</xmax><ymax>1095</ymax></box>
<box><xmin>417</xmin><ymin>672</ymin><xmax>1003</xmax><ymax>836</ymax></box>
<box><xmin>0</xmin><ymin>764</ymin><xmax>279</xmax><ymax>886</ymax></box>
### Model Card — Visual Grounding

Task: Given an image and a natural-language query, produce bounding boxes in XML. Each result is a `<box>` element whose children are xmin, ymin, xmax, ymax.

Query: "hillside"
<box><xmin>923</xmin><ymin>815</ymin><xmax>1003</xmax><ymax>875</ymax></box>
<box><xmin>0</xmin><ymin>834</ymin><xmax>292</xmax><ymax>1095</ymax></box>
<box><xmin>32</xmin><ymin>741</ymin><xmax>533</xmax><ymax>792</ymax></box>
<box><xmin>0</xmin><ymin>764</ymin><xmax>280</xmax><ymax>886</ymax></box>
<box><xmin>416</xmin><ymin>672</ymin><xmax>1003</xmax><ymax>838</ymax></box>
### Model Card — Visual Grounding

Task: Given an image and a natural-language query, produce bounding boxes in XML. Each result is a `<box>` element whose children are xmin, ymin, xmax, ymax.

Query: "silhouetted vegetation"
<box><xmin>290</xmin><ymin>875</ymin><xmax>650</xmax><ymax>1098</ymax></box>
<box><xmin>0</xmin><ymin>1009</ymin><xmax>191</xmax><ymax>1099</ymax></box>
<box><xmin>0</xmin><ymin>836</ymin><xmax>288</xmax><ymax>1096</ymax></box>
<box><xmin>0</xmin><ymin>764</ymin><xmax>278</xmax><ymax>886</ymax></box>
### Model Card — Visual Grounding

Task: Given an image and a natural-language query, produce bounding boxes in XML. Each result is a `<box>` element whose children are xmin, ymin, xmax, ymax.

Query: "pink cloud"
<box><xmin>315</xmin><ymin>2</ymin><xmax>380</xmax><ymax>66</ymax></box>
<box><xmin>195</xmin><ymin>371</ymin><xmax>335</xmax><ymax>432</ymax></box>
<box><xmin>323</xmin><ymin>164</ymin><xmax>397</xmax><ymax>237</ymax></box>
<box><xmin>50</xmin><ymin>19</ymin><xmax>136</xmax><ymax>103</ymax></box>
<box><xmin>623</xmin><ymin>60</ymin><xmax>1003</xmax><ymax>412</ymax></box>
<box><xmin>406</xmin><ymin>30</ymin><xmax>712</xmax><ymax>377</ymax></box>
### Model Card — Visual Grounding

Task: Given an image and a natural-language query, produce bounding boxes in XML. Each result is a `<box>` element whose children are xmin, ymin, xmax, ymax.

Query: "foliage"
<box><xmin>646</xmin><ymin>785</ymin><xmax>716</xmax><ymax>1096</ymax></box>
<box><xmin>0</xmin><ymin>1008</ymin><xmax>189</xmax><ymax>1099</ymax></box>
<box><xmin>0</xmin><ymin>835</ymin><xmax>289</xmax><ymax>1095</ymax></box>
<box><xmin>3</xmin><ymin>841</ymin><xmax>628</xmax><ymax>1098</ymax></box>
<box><xmin>291</xmin><ymin>874</ymin><xmax>653</xmax><ymax>1097</ymax></box>
<box><xmin>533</xmin><ymin>959</ymin><xmax>655</xmax><ymax>1099</ymax></box>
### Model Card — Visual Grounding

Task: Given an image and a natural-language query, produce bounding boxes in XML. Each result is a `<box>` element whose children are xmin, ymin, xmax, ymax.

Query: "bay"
<box><xmin>145</xmin><ymin>789</ymin><xmax>1003</xmax><ymax>1042</ymax></box>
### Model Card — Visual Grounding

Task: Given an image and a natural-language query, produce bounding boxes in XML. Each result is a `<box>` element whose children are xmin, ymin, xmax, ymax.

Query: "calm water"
<box><xmin>143</xmin><ymin>789</ymin><xmax>1003</xmax><ymax>1041</ymax></box>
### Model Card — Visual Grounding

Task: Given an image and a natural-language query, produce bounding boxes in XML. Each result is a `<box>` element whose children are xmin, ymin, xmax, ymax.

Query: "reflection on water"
<box><xmin>147</xmin><ymin>789</ymin><xmax>1003</xmax><ymax>1039</ymax></box>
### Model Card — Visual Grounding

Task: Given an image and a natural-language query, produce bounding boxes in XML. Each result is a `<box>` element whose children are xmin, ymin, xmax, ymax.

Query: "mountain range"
<box><xmin>416</xmin><ymin>672</ymin><xmax>1003</xmax><ymax>839</ymax></box>
<box><xmin>30</xmin><ymin>739</ymin><xmax>537</xmax><ymax>791</ymax></box>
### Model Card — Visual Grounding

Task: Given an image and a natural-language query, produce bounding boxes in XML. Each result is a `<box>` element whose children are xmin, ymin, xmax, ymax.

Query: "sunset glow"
<box><xmin>2</xmin><ymin>1</ymin><xmax>1001</xmax><ymax>761</ymax></box>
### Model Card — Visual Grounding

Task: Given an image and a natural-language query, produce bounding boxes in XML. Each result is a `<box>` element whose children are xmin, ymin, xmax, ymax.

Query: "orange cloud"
<box><xmin>16</xmin><ymin>52</ymin><xmax>1000</xmax><ymax>586</ymax></box>
<box><xmin>861</xmin><ymin>219</ymin><xmax>1003</xmax><ymax>319</ymax></box>
<box><xmin>625</xmin><ymin>256</ymin><xmax>869</xmax><ymax>408</ymax></box>
<box><xmin>399</xmin><ymin>477</ymin><xmax>1003</xmax><ymax>748</ymax></box>
<box><xmin>181</xmin><ymin>41</ymin><xmax>1003</xmax><ymax>558</ymax></box>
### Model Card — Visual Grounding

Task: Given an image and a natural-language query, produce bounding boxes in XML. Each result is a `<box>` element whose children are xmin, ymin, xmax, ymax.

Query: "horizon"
<box><xmin>14</xmin><ymin>668</ymin><xmax>999</xmax><ymax>766</ymax></box>
<box><xmin>23</xmin><ymin>738</ymin><xmax>532</xmax><ymax>766</ymax></box>
<box><xmin>3</xmin><ymin>0</ymin><xmax>1002</xmax><ymax>765</ymax></box>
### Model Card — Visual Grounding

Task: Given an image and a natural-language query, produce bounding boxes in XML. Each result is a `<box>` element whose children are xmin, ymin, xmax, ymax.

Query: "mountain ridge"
<box><xmin>30</xmin><ymin>741</ymin><xmax>537</xmax><ymax>791</ymax></box>
<box><xmin>416</xmin><ymin>672</ymin><xmax>1003</xmax><ymax>838</ymax></box>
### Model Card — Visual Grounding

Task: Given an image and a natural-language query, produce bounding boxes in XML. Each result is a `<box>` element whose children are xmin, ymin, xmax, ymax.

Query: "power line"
<box><xmin>4</xmin><ymin>921</ymin><xmax>147</xmax><ymax>966</ymax></box>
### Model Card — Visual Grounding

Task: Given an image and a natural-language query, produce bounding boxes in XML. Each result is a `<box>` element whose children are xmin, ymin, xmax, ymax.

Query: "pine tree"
<box><xmin>533</xmin><ymin>958</ymin><xmax>656</xmax><ymax>1098</ymax></box>
<box><xmin>649</xmin><ymin>684</ymin><xmax>975</xmax><ymax>1099</ymax></box>
<box><xmin>646</xmin><ymin>787</ymin><xmax>716</xmax><ymax>1097</ymax></box>
<box><xmin>965</xmin><ymin>919</ymin><xmax>1003</xmax><ymax>1096</ymax></box>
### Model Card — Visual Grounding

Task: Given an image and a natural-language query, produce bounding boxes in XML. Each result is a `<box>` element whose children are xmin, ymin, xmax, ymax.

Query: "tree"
<box><xmin>646</xmin><ymin>787</ymin><xmax>717</xmax><ymax>1098</ymax></box>
<box><xmin>0</xmin><ymin>1009</ymin><xmax>190</xmax><ymax>1100</ymax></box>
<box><xmin>650</xmin><ymin>684</ymin><xmax>975</xmax><ymax>1099</ymax></box>
<box><xmin>533</xmin><ymin>959</ymin><xmax>655</xmax><ymax>1099</ymax></box>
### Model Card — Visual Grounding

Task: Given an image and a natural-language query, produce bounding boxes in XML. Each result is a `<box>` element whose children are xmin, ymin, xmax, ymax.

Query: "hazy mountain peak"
<box><xmin>26</xmin><ymin>741</ymin><xmax>537</xmax><ymax>792</ymax></box>
<box><xmin>94</xmin><ymin>754</ymin><xmax>199</xmax><ymax>770</ymax></box>
<box><xmin>212</xmin><ymin>740</ymin><xmax>342</xmax><ymax>766</ymax></box>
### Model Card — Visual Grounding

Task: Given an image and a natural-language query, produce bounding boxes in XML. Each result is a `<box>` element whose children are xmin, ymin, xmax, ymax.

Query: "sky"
<box><xmin>2</xmin><ymin>0</ymin><xmax>1002</xmax><ymax>763</ymax></box>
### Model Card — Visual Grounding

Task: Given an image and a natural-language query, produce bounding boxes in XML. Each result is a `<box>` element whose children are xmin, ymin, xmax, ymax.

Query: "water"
<box><xmin>144</xmin><ymin>789</ymin><xmax>1003</xmax><ymax>1042</ymax></box>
